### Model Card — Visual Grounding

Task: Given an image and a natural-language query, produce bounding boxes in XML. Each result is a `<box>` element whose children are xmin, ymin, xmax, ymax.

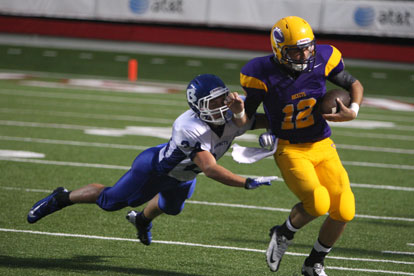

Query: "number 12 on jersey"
<box><xmin>281</xmin><ymin>98</ymin><xmax>317</xmax><ymax>130</ymax></box>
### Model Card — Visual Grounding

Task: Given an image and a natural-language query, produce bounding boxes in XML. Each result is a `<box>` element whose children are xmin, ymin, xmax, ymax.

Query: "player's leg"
<box><xmin>27</xmin><ymin>182</ymin><xmax>107</xmax><ymax>223</ymax></box>
<box><xmin>302</xmin><ymin>138</ymin><xmax>355</xmax><ymax>276</ymax></box>
<box><xmin>69</xmin><ymin>183</ymin><xmax>106</xmax><ymax>203</ymax></box>
<box><xmin>126</xmin><ymin>178</ymin><xmax>196</xmax><ymax>245</ymax></box>
<box><xmin>266</xmin><ymin>141</ymin><xmax>331</xmax><ymax>272</ymax></box>
<box><xmin>27</xmin><ymin>187</ymin><xmax>72</xmax><ymax>223</ymax></box>
<box><xmin>126</xmin><ymin>194</ymin><xmax>164</xmax><ymax>246</ymax></box>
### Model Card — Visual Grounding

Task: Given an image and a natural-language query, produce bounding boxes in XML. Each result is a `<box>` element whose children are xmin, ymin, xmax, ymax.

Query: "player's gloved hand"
<box><xmin>245</xmin><ymin>176</ymin><xmax>278</xmax><ymax>189</ymax></box>
<box><xmin>259</xmin><ymin>131</ymin><xmax>276</xmax><ymax>150</ymax></box>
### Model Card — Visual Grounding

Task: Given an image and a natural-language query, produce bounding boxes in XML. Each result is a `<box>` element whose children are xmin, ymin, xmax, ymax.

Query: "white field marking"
<box><xmin>0</xmin><ymin>150</ymin><xmax>44</xmax><ymax>158</ymax></box>
<box><xmin>186</xmin><ymin>60</ymin><xmax>202</xmax><ymax>67</ymax></box>
<box><xmin>0</xmin><ymin>89</ymin><xmax>187</xmax><ymax>107</ymax></box>
<box><xmin>0</xmin><ymin>119</ymin><xmax>413</xmax><ymax>170</ymax></box>
<box><xmin>371</xmin><ymin>72</ymin><xmax>388</xmax><ymax>79</ymax></box>
<box><xmin>363</xmin><ymin>97</ymin><xmax>414</xmax><ymax>112</ymax></box>
<box><xmin>0</xmin><ymin>136</ymin><xmax>148</xmax><ymax>151</ymax></box>
<box><xmin>223</xmin><ymin>63</ymin><xmax>239</xmax><ymax>70</ymax></box>
<box><xmin>328</xmin><ymin>120</ymin><xmax>396</xmax><ymax>130</ymax></box>
<box><xmin>1</xmin><ymin>135</ymin><xmax>413</xmax><ymax>192</ymax></box>
<box><xmin>382</xmin><ymin>251</ymin><xmax>414</xmax><ymax>256</ymax></box>
<box><xmin>1</xmin><ymin>186</ymin><xmax>52</xmax><ymax>193</ymax></box>
<box><xmin>7</xmin><ymin>48</ymin><xmax>22</xmax><ymax>55</ymax></box>
<box><xmin>15</xmin><ymin>98</ymin><xmax>183</xmax><ymax>117</ymax></box>
<box><xmin>349</xmin><ymin>183</ymin><xmax>414</xmax><ymax>192</ymax></box>
<box><xmin>1</xmin><ymin>228</ymin><xmax>413</xmax><ymax>268</ymax></box>
<box><xmin>408</xmin><ymin>243</ymin><xmax>414</xmax><ymax>246</ymax></box>
<box><xmin>0</xmin><ymin>108</ymin><xmax>174</xmax><ymax>124</ymax></box>
<box><xmin>353</xmin><ymin>214</ymin><xmax>414</xmax><ymax>222</ymax></box>
<box><xmin>336</xmin><ymin>144</ymin><xmax>414</xmax><ymax>155</ymax></box>
<box><xmin>42</xmin><ymin>50</ymin><xmax>57</xmax><ymax>57</ymax></box>
<box><xmin>341</xmin><ymin>161</ymin><xmax>414</xmax><ymax>170</ymax></box>
<box><xmin>151</xmin><ymin>58</ymin><xmax>166</xmax><ymax>64</ymax></box>
<box><xmin>2</xmin><ymin>185</ymin><xmax>413</xmax><ymax>222</ymax></box>
<box><xmin>79</xmin><ymin>52</ymin><xmax>93</xmax><ymax>59</ymax></box>
<box><xmin>2</xmin><ymin>108</ymin><xmax>414</xmax><ymax>147</ymax></box>
<box><xmin>0</xmin><ymin>73</ymin><xmax>27</xmax><ymax>79</ymax></box>
<box><xmin>359</xmin><ymin>113</ymin><xmax>414</xmax><ymax>123</ymax></box>
<box><xmin>0</xmin><ymin>157</ymin><xmax>130</xmax><ymax>170</ymax></box>
<box><xmin>333</xmin><ymin>131</ymin><xmax>414</xmax><ymax>141</ymax></box>
<box><xmin>20</xmin><ymin>80</ymin><xmax>176</xmax><ymax>94</ymax></box>
<box><xmin>66</xmin><ymin>79</ymin><xmax>180</xmax><ymax>94</ymax></box>
<box><xmin>327</xmin><ymin>266</ymin><xmax>414</xmax><ymax>276</ymax></box>
<box><xmin>187</xmin><ymin>200</ymin><xmax>291</xmax><ymax>213</ymax></box>
<box><xmin>114</xmin><ymin>55</ymin><xmax>129</xmax><ymax>62</ymax></box>
<box><xmin>2</xmin><ymin>133</ymin><xmax>414</xmax><ymax>158</ymax></box>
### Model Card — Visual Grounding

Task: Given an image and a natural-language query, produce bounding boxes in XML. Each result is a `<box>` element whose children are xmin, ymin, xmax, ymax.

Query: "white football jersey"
<box><xmin>156</xmin><ymin>109</ymin><xmax>254</xmax><ymax>181</ymax></box>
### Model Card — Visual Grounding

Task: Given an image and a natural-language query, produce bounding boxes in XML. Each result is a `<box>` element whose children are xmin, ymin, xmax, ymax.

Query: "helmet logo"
<box><xmin>272</xmin><ymin>27</ymin><xmax>284</xmax><ymax>43</ymax></box>
<box><xmin>187</xmin><ymin>84</ymin><xmax>197</xmax><ymax>105</ymax></box>
<box><xmin>297</xmin><ymin>38</ymin><xmax>311</xmax><ymax>46</ymax></box>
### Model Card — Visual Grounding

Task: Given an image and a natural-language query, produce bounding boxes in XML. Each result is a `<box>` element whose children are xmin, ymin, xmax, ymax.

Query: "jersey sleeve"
<box><xmin>171</xmin><ymin>123</ymin><xmax>209</xmax><ymax>160</ymax></box>
<box><xmin>324</xmin><ymin>45</ymin><xmax>344</xmax><ymax>78</ymax></box>
<box><xmin>240</xmin><ymin>59</ymin><xmax>268</xmax><ymax>118</ymax></box>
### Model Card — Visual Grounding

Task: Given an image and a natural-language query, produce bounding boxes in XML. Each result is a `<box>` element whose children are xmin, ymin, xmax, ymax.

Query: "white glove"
<box><xmin>245</xmin><ymin>176</ymin><xmax>278</xmax><ymax>189</ymax></box>
<box><xmin>259</xmin><ymin>131</ymin><xmax>276</xmax><ymax>150</ymax></box>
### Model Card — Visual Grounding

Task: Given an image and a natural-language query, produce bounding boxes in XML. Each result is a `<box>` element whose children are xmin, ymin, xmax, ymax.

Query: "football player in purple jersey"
<box><xmin>227</xmin><ymin>16</ymin><xmax>364</xmax><ymax>275</ymax></box>
<box><xmin>27</xmin><ymin>74</ymin><xmax>277</xmax><ymax>246</ymax></box>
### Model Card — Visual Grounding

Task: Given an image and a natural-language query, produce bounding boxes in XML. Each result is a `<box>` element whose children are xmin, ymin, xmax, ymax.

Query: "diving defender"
<box><xmin>27</xmin><ymin>74</ymin><xmax>276</xmax><ymax>245</ymax></box>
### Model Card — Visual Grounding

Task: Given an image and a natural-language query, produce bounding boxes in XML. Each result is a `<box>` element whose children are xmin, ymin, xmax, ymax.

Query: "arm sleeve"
<box><xmin>243</xmin><ymin>89</ymin><xmax>265</xmax><ymax>119</ymax></box>
<box><xmin>328</xmin><ymin>70</ymin><xmax>357</xmax><ymax>91</ymax></box>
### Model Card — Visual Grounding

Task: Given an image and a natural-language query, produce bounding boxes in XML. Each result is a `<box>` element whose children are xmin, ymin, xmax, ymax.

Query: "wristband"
<box><xmin>350</xmin><ymin>102</ymin><xmax>360</xmax><ymax>117</ymax></box>
<box><xmin>233</xmin><ymin>109</ymin><xmax>245</xmax><ymax>119</ymax></box>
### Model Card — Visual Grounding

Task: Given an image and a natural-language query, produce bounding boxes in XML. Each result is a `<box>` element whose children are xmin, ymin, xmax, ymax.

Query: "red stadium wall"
<box><xmin>0</xmin><ymin>16</ymin><xmax>413</xmax><ymax>63</ymax></box>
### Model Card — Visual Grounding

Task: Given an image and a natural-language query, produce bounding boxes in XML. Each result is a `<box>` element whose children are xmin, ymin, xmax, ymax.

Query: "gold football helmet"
<box><xmin>270</xmin><ymin>16</ymin><xmax>316</xmax><ymax>72</ymax></box>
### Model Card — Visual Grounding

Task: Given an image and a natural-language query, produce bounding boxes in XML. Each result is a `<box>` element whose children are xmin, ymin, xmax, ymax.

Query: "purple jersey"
<box><xmin>240</xmin><ymin>44</ymin><xmax>344</xmax><ymax>143</ymax></box>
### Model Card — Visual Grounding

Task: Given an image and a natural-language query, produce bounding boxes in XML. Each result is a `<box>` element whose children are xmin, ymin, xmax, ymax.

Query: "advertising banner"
<box><xmin>207</xmin><ymin>0</ymin><xmax>323</xmax><ymax>29</ymax></box>
<box><xmin>322</xmin><ymin>0</ymin><xmax>414</xmax><ymax>38</ymax></box>
<box><xmin>0</xmin><ymin>0</ymin><xmax>95</xmax><ymax>19</ymax></box>
<box><xmin>95</xmin><ymin>0</ymin><xmax>208</xmax><ymax>23</ymax></box>
<box><xmin>0</xmin><ymin>0</ymin><xmax>412</xmax><ymax>38</ymax></box>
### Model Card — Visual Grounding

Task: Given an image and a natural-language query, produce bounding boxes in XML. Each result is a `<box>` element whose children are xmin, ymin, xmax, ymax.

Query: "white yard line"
<box><xmin>0</xmin><ymin>135</ymin><xmax>413</xmax><ymax>191</ymax></box>
<box><xmin>327</xmin><ymin>266</ymin><xmax>414</xmax><ymax>275</ymax></box>
<box><xmin>0</xmin><ymin>89</ymin><xmax>187</xmax><ymax>107</ymax></box>
<box><xmin>1</xmin><ymin>185</ymin><xmax>413</xmax><ymax>222</ymax></box>
<box><xmin>0</xmin><ymin>107</ymin><xmax>174</xmax><ymax>124</ymax></box>
<box><xmin>0</xmin><ymin>227</ymin><xmax>413</xmax><ymax>274</ymax></box>
<box><xmin>382</xmin><ymin>251</ymin><xmax>414</xmax><ymax>256</ymax></box>
<box><xmin>1</xmin><ymin>119</ymin><xmax>414</xmax><ymax>159</ymax></box>
<box><xmin>332</xmin><ymin>131</ymin><xmax>414</xmax><ymax>142</ymax></box>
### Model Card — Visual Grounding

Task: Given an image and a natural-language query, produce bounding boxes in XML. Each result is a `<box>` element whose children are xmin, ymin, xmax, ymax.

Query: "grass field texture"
<box><xmin>0</xmin><ymin>43</ymin><xmax>413</xmax><ymax>275</ymax></box>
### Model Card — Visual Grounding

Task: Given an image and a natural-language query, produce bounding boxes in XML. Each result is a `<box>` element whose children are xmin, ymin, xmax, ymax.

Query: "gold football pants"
<box><xmin>275</xmin><ymin>137</ymin><xmax>355</xmax><ymax>222</ymax></box>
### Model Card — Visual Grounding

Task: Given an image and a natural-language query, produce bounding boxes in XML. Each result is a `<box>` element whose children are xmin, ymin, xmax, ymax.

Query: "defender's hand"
<box><xmin>245</xmin><ymin>176</ymin><xmax>278</xmax><ymax>189</ymax></box>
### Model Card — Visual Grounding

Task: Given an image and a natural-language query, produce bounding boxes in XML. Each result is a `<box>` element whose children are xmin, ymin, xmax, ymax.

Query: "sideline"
<box><xmin>1</xmin><ymin>33</ymin><xmax>413</xmax><ymax>70</ymax></box>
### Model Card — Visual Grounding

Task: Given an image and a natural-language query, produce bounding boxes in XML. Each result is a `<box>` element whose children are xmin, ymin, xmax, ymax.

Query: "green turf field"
<box><xmin>0</xmin><ymin>43</ymin><xmax>413</xmax><ymax>276</ymax></box>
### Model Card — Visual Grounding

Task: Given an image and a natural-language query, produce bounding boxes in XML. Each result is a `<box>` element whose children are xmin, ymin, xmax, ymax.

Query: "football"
<box><xmin>319</xmin><ymin>89</ymin><xmax>351</xmax><ymax>114</ymax></box>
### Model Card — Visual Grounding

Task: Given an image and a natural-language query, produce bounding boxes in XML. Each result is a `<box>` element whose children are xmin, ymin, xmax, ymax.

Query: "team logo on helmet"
<box><xmin>187</xmin><ymin>84</ymin><xmax>197</xmax><ymax>105</ymax></box>
<box><xmin>272</xmin><ymin>27</ymin><xmax>284</xmax><ymax>44</ymax></box>
<box><xmin>297</xmin><ymin>38</ymin><xmax>312</xmax><ymax>46</ymax></box>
